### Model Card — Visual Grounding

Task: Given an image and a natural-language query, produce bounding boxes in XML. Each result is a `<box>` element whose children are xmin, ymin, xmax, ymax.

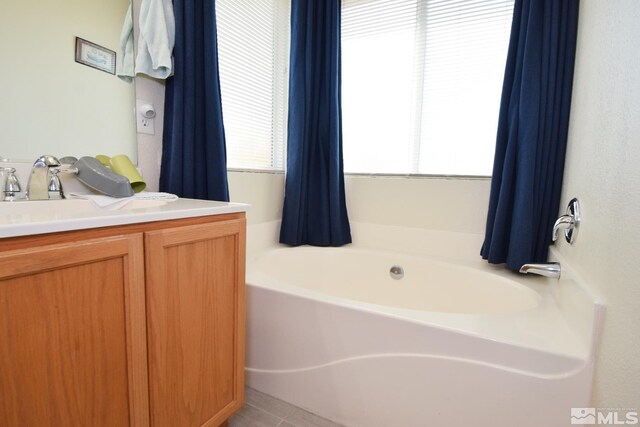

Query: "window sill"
<box><xmin>227</xmin><ymin>167</ymin><xmax>285</xmax><ymax>175</ymax></box>
<box><xmin>227</xmin><ymin>168</ymin><xmax>491</xmax><ymax>180</ymax></box>
<box><xmin>344</xmin><ymin>173</ymin><xmax>491</xmax><ymax>180</ymax></box>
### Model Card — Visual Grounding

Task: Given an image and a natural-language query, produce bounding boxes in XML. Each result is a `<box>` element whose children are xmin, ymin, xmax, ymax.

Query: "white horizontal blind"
<box><xmin>342</xmin><ymin>0</ymin><xmax>419</xmax><ymax>174</ymax></box>
<box><xmin>216</xmin><ymin>0</ymin><xmax>289</xmax><ymax>170</ymax></box>
<box><xmin>341</xmin><ymin>0</ymin><xmax>514</xmax><ymax>175</ymax></box>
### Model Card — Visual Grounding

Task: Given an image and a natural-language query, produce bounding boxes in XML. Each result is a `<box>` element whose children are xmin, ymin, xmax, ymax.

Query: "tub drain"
<box><xmin>389</xmin><ymin>265</ymin><xmax>404</xmax><ymax>280</ymax></box>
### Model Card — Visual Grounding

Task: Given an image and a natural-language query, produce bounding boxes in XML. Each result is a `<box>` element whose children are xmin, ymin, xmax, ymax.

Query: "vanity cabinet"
<box><xmin>145</xmin><ymin>220</ymin><xmax>245</xmax><ymax>427</ymax></box>
<box><xmin>0</xmin><ymin>213</ymin><xmax>246</xmax><ymax>427</ymax></box>
<box><xmin>0</xmin><ymin>234</ymin><xmax>147</xmax><ymax>426</ymax></box>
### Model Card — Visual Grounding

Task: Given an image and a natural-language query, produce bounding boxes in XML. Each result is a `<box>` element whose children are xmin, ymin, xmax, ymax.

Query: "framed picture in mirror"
<box><xmin>75</xmin><ymin>37</ymin><xmax>116</xmax><ymax>75</ymax></box>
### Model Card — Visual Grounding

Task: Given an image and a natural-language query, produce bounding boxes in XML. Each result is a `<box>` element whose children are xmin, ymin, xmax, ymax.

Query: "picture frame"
<box><xmin>74</xmin><ymin>37</ymin><xmax>116</xmax><ymax>75</ymax></box>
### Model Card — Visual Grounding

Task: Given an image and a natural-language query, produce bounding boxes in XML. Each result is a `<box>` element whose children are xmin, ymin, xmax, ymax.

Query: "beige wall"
<box><xmin>345</xmin><ymin>175</ymin><xmax>490</xmax><ymax>234</ymax></box>
<box><xmin>557</xmin><ymin>0</ymin><xmax>640</xmax><ymax>407</ymax></box>
<box><xmin>228</xmin><ymin>172</ymin><xmax>491</xmax><ymax>232</ymax></box>
<box><xmin>228</xmin><ymin>171</ymin><xmax>285</xmax><ymax>224</ymax></box>
<box><xmin>131</xmin><ymin>0</ymin><xmax>166</xmax><ymax>189</ymax></box>
<box><xmin>134</xmin><ymin>73</ymin><xmax>164</xmax><ymax>190</ymax></box>
<box><xmin>0</xmin><ymin>0</ymin><xmax>136</xmax><ymax>161</ymax></box>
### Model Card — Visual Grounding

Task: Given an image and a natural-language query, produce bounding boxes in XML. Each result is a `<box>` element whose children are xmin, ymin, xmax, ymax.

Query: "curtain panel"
<box><xmin>160</xmin><ymin>0</ymin><xmax>229</xmax><ymax>201</ymax></box>
<box><xmin>279</xmin><ymin>0</ymin><xmax>352</xmax><ymax>247</ymax></box>
<box><xmin>481</xmin><ymin>0</ymin><xmax>580</xmax><ymax>271</ymax></box>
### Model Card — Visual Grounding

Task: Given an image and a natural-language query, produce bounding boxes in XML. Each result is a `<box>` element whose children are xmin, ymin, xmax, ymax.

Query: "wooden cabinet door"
<box><xmin>145</xmin><ymin>218</ymin><xmax>246</xmax><ymax>427</ymax></box>
<box><xmin>0</xmin><ymin>234</ymin><xmax>149</xmax><ymax>427</ymax></box>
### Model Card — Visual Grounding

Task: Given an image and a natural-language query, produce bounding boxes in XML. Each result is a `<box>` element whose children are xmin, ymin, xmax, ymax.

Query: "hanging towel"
<box><xmin>117</xmin><ymin>4</ymin><xmax>135</xmax><ymax>82</ymax></box>
<box><xmin>135</xmin><ymin>0</ymin><xmax>175</xmax><ymax>79</ymax></box>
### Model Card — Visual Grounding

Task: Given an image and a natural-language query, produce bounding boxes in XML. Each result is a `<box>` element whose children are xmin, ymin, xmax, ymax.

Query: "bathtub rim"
<box><xmin>247</xmin><ymin>267</ymin><xmax>588</xmax><ymax>366</ymax></box>
<box><xmin>250</xmin><ymin>244</ymin><xmax>545</xmax><ymax>315</ymax></box>
<box><xmin>246</xmin><ymin>221</ymin><xmax>604</xmax><ymax>365</ymax></box>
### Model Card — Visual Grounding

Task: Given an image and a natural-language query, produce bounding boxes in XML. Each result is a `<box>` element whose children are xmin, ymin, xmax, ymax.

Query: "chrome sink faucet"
<box><xmin>26</xmin><ymin>155</ymin><xmax>63</xmax><ymax>200</ymax></box>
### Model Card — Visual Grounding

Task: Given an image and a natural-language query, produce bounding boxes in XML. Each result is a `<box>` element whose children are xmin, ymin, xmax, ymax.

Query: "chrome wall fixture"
<box><xmin>552</xmin><ymin>198</ymin><xmax>581</xmax><ymax>244</ymax></box>
<box><xmin>519</xmin><ymin>262</ymin><xmax>561</xmax><ymax>279</ymax></box>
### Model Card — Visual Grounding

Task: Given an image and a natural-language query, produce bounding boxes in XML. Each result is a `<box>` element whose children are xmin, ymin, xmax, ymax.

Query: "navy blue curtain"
<box><xmin>160</xmin><ymin>0</ymin><xmax>229</xmax><ymax>201</ymax></box>
<box><xmin>481</xmin><ymin>0</ymin><xmax>579</xmax><ymax>271</ymax></box>
<box><xmin>279</xmin><ymin>0</ymin><xmax>351</xmax><ymax>246</ymax></box>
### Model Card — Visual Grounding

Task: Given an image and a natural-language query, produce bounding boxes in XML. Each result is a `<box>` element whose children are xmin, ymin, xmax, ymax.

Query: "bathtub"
<box><xmin>245</xmin><ymin>222</ymin><xmax>603</xmax><ymax>427</ymax></box>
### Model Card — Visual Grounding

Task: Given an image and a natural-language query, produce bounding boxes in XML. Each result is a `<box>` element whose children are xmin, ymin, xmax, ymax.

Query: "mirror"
<box><xmin>0</xmin><ymin>0</ymin><xmax>137</xmax><ymax>162</ymax></box>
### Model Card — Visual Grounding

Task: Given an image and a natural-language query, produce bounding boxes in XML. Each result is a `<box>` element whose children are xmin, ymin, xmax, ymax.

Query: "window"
<box><xmin>341</xmin><ymin>0</ymin><xmax>515</xmax><ymax>175</ymax></box>
<box><xmin>216</xmin><ymin>0</ymin><xmax>290</xmax><ymax>170</ymax></box>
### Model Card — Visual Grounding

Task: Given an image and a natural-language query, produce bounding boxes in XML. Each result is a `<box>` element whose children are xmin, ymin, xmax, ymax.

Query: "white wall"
<box><xmin>557</xmin><ymin>0</ymin><xmax>640</xmax><ymax>408</ymax></box>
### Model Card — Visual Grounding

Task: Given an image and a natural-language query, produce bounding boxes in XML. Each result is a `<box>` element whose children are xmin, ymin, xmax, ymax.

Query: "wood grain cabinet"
<box><xmin>0</xmin><ymin>214</ymin><xmax>246</xmax><ymax>427</ymax></box>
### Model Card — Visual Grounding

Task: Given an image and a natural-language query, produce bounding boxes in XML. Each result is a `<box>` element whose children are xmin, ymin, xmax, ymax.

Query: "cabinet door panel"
<box><xmin>145</xmin><ymin>219</ymin><xmax>245</xmax><ymax>427</ymax></box>
<box><xmin>0</xmin><ymin>235</ymin><xmax>149</xmax><ymax>427</ymax></box>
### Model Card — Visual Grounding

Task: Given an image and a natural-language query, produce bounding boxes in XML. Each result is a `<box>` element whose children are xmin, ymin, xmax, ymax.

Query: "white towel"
<box><xmin>68</xmin><ymin>192</ymin><xmax>178</xmax><ymax>210</ymax></box>
<box><xmin>117</xmin><ymin>4</ymin><xmax>135</xmax><ymax>83</ymax></box>
<box><xmin>135</xmin><ymin>0</ymin><xmax>175</xmax><ymax>79</ymax></box>
<box><xmin>68</xmin><ymin>193</ymin><xmax>135</xmax><ymax>210</ymax></box>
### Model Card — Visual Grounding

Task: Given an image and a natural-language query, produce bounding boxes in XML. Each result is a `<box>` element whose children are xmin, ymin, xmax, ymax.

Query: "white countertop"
<box><xmin>0</xmin><ymin>198</ymin><xmax>250</xmax><ymax>239</ymax></box>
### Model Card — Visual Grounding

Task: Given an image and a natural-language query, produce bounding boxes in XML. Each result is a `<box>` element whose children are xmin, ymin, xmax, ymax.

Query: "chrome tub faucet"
<box><xmin>519</xmin><ymin>262</ymin><xmax>561</xmax><ymax>279</ymax></box>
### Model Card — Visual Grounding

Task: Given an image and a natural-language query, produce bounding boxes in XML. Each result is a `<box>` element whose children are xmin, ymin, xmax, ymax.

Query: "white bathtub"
<box><xmin>245</xmin><ymin>222</ymin><xmax>603</xmax><ymax>427</ymax></box>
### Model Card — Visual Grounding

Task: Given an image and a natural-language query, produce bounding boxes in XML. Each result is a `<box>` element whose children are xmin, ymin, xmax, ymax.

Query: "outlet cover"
<box><xmin>136</xmin><ymin>99</ymin><xmax>155</xmax><ymax>135</ymax></box>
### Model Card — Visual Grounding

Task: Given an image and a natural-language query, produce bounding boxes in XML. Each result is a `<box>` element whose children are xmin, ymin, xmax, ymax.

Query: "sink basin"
<box><xmin>1</xmin><ymin>198</ymin><xmax>169</xmax><ymax>215</ymax></box>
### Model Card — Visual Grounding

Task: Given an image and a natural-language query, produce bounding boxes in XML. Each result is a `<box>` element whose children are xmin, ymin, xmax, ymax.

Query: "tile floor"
<box><xmin>229</xmin><ymin>387</ymin><xmax>344</xmax><ymax>427</ymax></box>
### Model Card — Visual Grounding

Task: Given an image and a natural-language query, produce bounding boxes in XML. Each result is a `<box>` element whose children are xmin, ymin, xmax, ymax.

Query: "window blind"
<box><xmin>341</xmin><ymin>0</ymin><xmax>514</xmax><ymax>175</ymax></box>
<box><xmin>216</xmin><ymin>0</ymin><xmax>289</xmax><ymax>170</ymax></box>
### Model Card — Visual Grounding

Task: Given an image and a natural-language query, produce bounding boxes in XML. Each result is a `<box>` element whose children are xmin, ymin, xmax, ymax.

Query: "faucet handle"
<box><xmin>552</xmin><ymin>198</ymin><xmax>581</xmax><ymax>244</ymax></box>
<box><xmin>48</xmin><ymin>166</ymin><xmax>79</xmax><ymax>199</ymax></box>
<box><xmin>1</xmin><ymin>167</ymin><xmax>23</xmax><ymax>201</ymax></box>
<box><xmin>552</xmin><ymin>215</ymin><xmax>575</xmax><ymax>242</ymax></box>
<box><xmin>48</xmin><ymin>169</ymin><xmax>63</xmax><ymax>200</ymax></box>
